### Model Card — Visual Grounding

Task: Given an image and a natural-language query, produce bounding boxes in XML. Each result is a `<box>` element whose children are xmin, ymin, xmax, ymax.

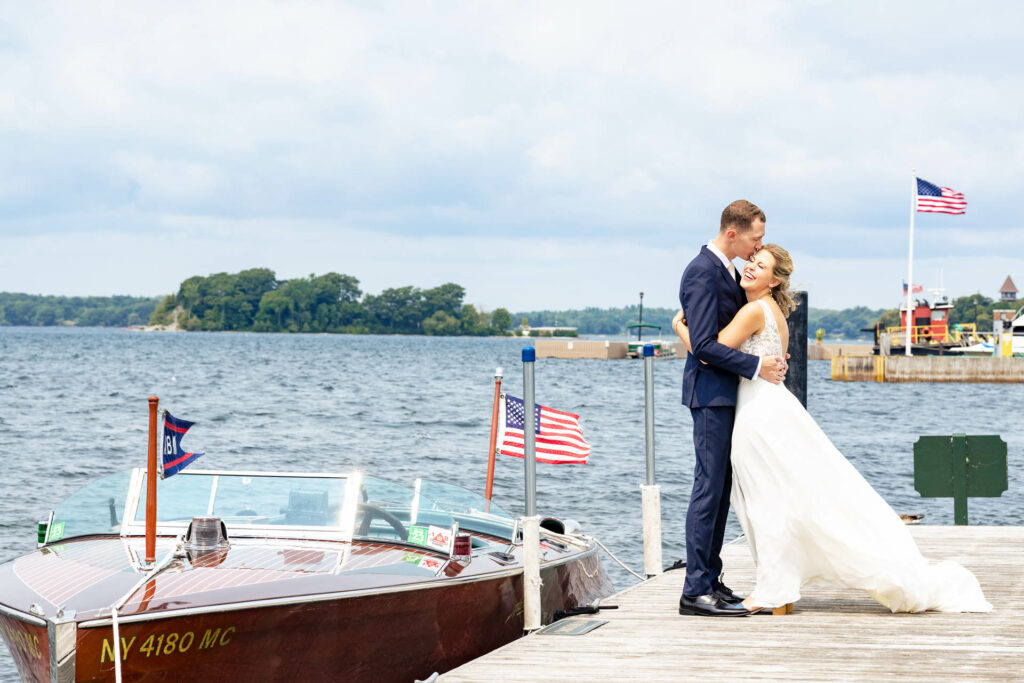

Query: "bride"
<box><xmin>672</xmin><ymin>244</ymin><xmax>991</xmax><ymax>613</ymax></box>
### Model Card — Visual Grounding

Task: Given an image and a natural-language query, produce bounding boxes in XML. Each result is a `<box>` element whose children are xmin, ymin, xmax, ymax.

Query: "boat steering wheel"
<box><xmin>356</xmin><ymin>503</ymin><xmax>407</xmax><ymax>539</ymax></box>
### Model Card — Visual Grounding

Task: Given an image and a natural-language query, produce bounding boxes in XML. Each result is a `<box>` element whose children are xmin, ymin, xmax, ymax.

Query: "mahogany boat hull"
<box><xmin>2</xmin><ymin>547</ymin><xmax>611</xmax><ymax>682</ymax></box>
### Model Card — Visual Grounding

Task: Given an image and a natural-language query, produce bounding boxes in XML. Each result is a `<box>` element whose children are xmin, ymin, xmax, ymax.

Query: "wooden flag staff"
<box><xmin>145</xmin><ymin>396</ymin><xmax>159</xmax><ymax>566</ymax></box>
<box><xmin>484</xmin><ymin>368</ymin><xmax>503</xmax><ymax>507</ymax></box>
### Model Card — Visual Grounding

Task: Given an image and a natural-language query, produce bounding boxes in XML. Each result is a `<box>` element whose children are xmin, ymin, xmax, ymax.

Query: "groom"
<box><xmin>676</xmin><ymin>199</ymin><xmax>787</xmax><ymax>617</ymax></box>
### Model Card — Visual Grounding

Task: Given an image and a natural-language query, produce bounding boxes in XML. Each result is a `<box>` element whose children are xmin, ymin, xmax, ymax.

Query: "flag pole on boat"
<box><xmin>484</xmin><ymin>367</ymin><xmax>503</xmax><ymax>511</ymax></box>
<box><xmin>521</xmin><ymin>347</ymin><xmax>542</xmax><ymax>632</ymax></box>
<box><xmin>641</xmin><ymin>344</ymin><xmax>662</xmax><ymax>577</ymax></box>
<box><xmin>145</xmin><ymin>396</ymin><xmax>159</xmax><ymax>566</ymax></box>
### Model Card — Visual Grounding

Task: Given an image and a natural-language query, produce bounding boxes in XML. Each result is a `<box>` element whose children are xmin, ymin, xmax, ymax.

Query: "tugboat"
<box><xmin>877</xmin><ymin>292</ymin><xmax>978</xmax><ymax>355</ymax></box>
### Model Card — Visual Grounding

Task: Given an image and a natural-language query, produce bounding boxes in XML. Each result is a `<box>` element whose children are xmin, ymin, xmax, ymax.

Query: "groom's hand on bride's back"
<box><xmin>759</xmin><ymin>355</ymin><xmax>787</xmax><ymax>384</ymax></box>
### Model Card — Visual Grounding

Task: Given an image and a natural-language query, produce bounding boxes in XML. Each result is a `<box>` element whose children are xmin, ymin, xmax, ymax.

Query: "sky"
<box><xmin>1</xmin><ymin>1</ymin><xmax>1022</xmax><ymax>312</ymax></box>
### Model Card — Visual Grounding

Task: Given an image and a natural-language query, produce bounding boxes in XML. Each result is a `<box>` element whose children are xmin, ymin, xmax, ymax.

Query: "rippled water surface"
<box><xmin>1</xmin><ymin>327</ymin><xmax>1022</xmax><ymax>680</ymax></box>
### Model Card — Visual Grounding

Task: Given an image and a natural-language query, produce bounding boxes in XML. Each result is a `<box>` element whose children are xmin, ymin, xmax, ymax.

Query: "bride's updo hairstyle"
<box><xmin>761</xmin><ymin>243</ymin><xmax>798</xmax><ymax>318</ymax></box>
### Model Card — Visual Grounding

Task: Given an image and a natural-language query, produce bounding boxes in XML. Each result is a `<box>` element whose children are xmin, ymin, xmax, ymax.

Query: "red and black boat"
<box><xmin>0</xmin><ymin>468</ymin><xmax>613</xmax><ymax>681</ymax></box>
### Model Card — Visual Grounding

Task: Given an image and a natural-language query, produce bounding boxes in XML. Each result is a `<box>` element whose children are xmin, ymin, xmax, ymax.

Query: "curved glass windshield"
<box><xmin>133</xmin><ymin>473</ymin><xmax>350</xmax><ymax>528</ymax></box>
<box><xmin>417</xmin><ymin>480</ymin><xmax>511</xmax><ymax>519</ymax></box>
<box><xmin>47</xmin><ymin>470</ymin><xmax>132</xmax><ymax>542</ymax></box>
<box><xmin>45</xmin><ymin>469</ymin><xmax>516</xmax><ymax>545</ymax></box>
<box><xmin>354</xmin><ymin>477</ymin><xmax>515</xmax><ymax>544</ymax></box>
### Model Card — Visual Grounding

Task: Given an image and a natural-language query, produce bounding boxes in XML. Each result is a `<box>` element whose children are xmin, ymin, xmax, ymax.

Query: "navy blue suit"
<box><xmin>679</xmin><ymin>246</ymin><xmax>759</xmax><ymax>597</ymax></box>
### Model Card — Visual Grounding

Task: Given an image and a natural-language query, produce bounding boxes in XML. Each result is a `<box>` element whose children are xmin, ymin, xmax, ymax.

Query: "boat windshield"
<box><xmin>131</xmin><ymin>472</ymin><xmax>351</xmax><ymax>528</ymax></box>
<box><xmin>357</xmin><ymin>476</ymin><xmax>516</xmax><ymax>542</ymax></box>
<box><xmin>45</xmin><ymin>470</ymin><xmax>132</xmax><ymax>542</ymax></box>
<box><xmin>45</xmin><ymin>469</ymin><xmax>518</xmax><ymax>545</ymax></box>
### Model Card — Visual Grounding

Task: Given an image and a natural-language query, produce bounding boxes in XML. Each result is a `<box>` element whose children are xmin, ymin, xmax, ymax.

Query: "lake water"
<box><xmin>1</xmin><ymin>327</ymin><xmax>1021</xmax><ymax>681</ymax></box>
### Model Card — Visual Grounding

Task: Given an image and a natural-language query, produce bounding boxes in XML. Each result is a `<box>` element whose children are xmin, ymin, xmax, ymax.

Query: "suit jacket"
<box><xmin>680</xmin><ymin>246</ymin><xmax>760</xmax><ymax>407</ymax></box>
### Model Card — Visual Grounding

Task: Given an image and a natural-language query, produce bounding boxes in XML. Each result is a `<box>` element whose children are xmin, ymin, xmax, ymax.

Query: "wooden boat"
<box><xmin>0</xmin><ymin>468</ymin><xmax>613</xmax><ymax>682</ymax></box>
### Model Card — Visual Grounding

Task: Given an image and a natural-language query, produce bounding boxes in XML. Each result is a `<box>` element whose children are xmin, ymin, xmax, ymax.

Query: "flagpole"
<box><xmin>905</xmin><ymin>170</ymin><xmax>916</xmax><ymax>356</ymax></box>
<box><xmin>145</xmin><ymin>396</ymin><xmax>159</xmax><ymax>566</ymax></box>
<box><xmin>484</xmin><ymin>367</ymin><xmax>503</xmax><ymax>509</ymax></box>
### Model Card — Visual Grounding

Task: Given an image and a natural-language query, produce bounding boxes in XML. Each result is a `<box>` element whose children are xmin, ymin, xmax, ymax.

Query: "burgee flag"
<box><xmin>916</xmin><ymin>178</ymin><xmax>966</xmax><ymax>215</ymax></box>
<box><xmin>497</xmin><ymin>394</ymin><xmax>590</xmax><ymax>464</ymax></box>
<box><xmin>161</xmin><ymin>411</ymin><xmax>204</xmax><ymax>478</ymax></box>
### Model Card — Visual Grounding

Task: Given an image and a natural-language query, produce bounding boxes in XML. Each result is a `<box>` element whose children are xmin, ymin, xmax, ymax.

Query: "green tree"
<box><xmin>364</xmin><ymin>286</ymin><xmax>424</xmax><ymax>333</ymax></box>
<box><xmin>491</xmin><ymin>307</ymin><xmax>511</xmax><ymax>332</ymax></box>
<box><xmin>149</xmin><ymin>294</ymin><xmax>178</xmax><ymax>325</ymax></box>
<box><xmin>422</xmin><ymin>310</ymin><xmax>461</xmax><ymax>335</ymax></box>
<box><xmin>421</xmin><ymin>283</ymin><xmax>465</xmax><ymax>319</ymax></box>
<box><xmin>254</xmin><ymin>290</ymin><xmax>293</xmax><ymax>331</ymax></box>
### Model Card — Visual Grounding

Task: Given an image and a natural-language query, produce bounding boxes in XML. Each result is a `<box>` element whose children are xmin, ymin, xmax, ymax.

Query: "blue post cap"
<box><xmin>642</xmin><ymin>343</ymin><xmax>654</xmax><ymax>357</ymax></box>
<box><xmin>522</xmin><ymin>346</ymin><xmax>536</xmax><ymax>362</ymax></box>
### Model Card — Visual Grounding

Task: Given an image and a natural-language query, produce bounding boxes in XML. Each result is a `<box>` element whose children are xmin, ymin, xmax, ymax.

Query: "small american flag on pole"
<box><xmin>497</xmin><ymin>394</ymin><xmax>590</xmax><ymax>464</ymax></box>
<box><xmin>916</xmin><ymin>177</ymin><xmax>966</xmax><ymax>215</ymax></box>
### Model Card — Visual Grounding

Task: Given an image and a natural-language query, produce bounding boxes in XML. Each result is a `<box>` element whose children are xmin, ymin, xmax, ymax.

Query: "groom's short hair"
<box><xmin>720</xmin><ymin>200</ymin><xmax>766</xmax><ymax>233</ymax></box>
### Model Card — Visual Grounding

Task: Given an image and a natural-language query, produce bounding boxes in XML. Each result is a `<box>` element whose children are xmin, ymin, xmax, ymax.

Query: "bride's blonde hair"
<box><xmin>761</xmin><ymin>243</ymin><xmax>797</xmax><ymax>318</ymax></box>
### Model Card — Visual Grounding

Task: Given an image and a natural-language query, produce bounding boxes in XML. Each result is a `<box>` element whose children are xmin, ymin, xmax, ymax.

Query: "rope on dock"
<box><xmin>589</xmin><ymin>537</ymin><xmax>646</xmax><ymax>582</ymax></box>
<box><xmin>585</xmin><ymin>532</ymin><xmax>748</xmax><ymax>585</ymax></box>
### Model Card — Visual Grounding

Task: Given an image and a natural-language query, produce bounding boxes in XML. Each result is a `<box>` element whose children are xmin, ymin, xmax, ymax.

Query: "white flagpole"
<box><xmin>905</xmin><ymin>170</ymin><xmax>916</xmax><ymax>356</ymax></box>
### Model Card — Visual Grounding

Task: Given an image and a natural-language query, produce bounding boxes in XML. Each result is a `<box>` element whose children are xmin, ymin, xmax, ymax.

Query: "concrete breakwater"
<box><xmin>808</xmin><ymin>343</ymin><xmax>873</xmax><ymax>360</ymax></box>
<box><xmin>833</xmin><ymin>355</ymin><xmax>1024</xmax><ymax>383</ymax></box>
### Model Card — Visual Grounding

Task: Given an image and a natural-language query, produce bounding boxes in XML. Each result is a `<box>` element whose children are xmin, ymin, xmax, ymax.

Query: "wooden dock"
<box><xmin>441</xmin><ymin>526</ymin><xmax>1023</xmax><ymax>681</ymax></box>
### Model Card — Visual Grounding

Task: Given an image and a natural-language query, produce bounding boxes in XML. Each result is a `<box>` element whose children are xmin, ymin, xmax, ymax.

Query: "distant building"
<box><xmin>1000</xmin><ymin>275</ymin><xmax>1018</xmax><ymax>302</ymax></box>
<box><xmin>519</xmin><ymin>326</ymin><xmax>578</xmax><ymax>337</ymax></box>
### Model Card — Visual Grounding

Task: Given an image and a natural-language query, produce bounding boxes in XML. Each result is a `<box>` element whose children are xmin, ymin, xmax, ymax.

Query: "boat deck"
<box><xmin>441</xmin><ymin>526</ymin><xmax>1024</xmax><ymax>681</ymax></box>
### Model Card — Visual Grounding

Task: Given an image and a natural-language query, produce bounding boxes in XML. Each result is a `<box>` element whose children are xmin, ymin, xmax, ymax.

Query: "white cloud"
<box><xmin>0</xmin><ymin>1</ymin><xmax>1022</xmax><ymax>311</ymax></box>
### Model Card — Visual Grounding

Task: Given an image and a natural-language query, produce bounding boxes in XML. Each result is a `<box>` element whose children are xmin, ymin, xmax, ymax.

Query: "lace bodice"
<box><xmin>739</xmin><ymin>299</ymin><xmax>784</xmax><ymax>359</ymax></box>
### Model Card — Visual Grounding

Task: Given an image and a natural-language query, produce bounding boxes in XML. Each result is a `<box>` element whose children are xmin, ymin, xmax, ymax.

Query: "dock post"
<box><xmin>785</xmin><ymin>291</ymin><xmax>808</xmax><ymax>407</ymax></box>
<box><xmin>521</xmin><ymin>347</ymin><xmax>542</xmax><ymax>632</ymax></box>
<box><xmin>640</xmin><ymin>343</ymin><xmax>662</xmax><ymax>577</ymax></box>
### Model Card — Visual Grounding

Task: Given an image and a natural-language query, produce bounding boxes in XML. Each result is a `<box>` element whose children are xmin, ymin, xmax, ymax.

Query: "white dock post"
<box><xmin>521</xmin><ymin>346</ymin><xmax>542</xmax><ymax>631</ymax></box>
<box><xmin>641</xmin><ymin>343</ymin><xmax>662</xmax><ymax>577</ymax></box>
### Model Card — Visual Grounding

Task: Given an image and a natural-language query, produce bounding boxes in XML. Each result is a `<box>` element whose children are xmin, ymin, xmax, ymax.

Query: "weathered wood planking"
<box><xmin>441</xmin><ymin>526</ymin><xmax>1023</xmax><ymax>682</ymax></box>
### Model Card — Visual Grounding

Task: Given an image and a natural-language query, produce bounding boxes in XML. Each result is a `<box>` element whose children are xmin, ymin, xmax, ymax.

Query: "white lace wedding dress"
<box><xmin>730</xmin><ymin>299</ymin><xmax>992</xmax><ymax>612</ymax></box>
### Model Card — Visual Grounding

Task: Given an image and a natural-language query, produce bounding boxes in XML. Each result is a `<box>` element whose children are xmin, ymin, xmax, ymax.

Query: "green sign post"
<box><xmin>913</xmin><ymin>433</ymin><xmax>1008</xmax><ymax>525</ymax></box>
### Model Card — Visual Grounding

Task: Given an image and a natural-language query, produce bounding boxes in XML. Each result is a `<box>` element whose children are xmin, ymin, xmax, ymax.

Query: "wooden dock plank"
<box><xmin>441</xmin><ymin>526</ymin><xmax>1023</xmax><ymax>682</ymax></box>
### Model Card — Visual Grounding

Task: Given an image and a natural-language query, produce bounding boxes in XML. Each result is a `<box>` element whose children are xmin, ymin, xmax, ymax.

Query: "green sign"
<box><xmin>913</xmin><ymin>434</ymin><xmax>1008</xmax><ymax>525</ymax></box>
<box><xmin>407</xmin><ymin>525</ymin><xmax>428</xmax><ymax>545</ymax></box>
<box><xmin>47</xmin><ymin>521</ymin><xmax>65</xmax><ymax>542</ymax></box>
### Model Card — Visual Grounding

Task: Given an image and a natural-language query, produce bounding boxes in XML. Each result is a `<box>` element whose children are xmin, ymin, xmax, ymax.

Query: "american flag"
<box><xmin>903</xmin><ymin>282</ymin><xmax>923</xmax><ymax>294</ymax></box>
<box><xmin>497</xmin><ymin>394</ymin><xmax>590</xmax><ymax>465</ymax></box>
<box><xmin>917</xmin><ymin>177</ymin><xmax>966</xmax><ymax>215</ymax></box>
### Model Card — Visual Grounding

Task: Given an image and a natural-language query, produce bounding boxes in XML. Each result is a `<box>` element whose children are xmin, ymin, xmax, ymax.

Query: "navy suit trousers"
<box><xmin>683</xmin><ymin>405</ymin><xmax>735</xmax><ymax>596</ymax></box>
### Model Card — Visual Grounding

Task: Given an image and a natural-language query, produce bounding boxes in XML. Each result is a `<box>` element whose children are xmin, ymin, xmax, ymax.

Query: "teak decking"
<box><xmin>441</xmin><ymin>526</ymin><xmax>1023</xmax><ymax>682</ymax></box>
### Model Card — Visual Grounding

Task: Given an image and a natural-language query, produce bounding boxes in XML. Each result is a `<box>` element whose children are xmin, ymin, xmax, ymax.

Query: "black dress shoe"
<box><xmin>712</xmin><ymin>582</ymin><xmax>746</xmax><ymax>605</ymax></box>
<box><xmin>679</xmin><ymin>593</ymin><xmax>752</xmax><ymax>617</ymax></box>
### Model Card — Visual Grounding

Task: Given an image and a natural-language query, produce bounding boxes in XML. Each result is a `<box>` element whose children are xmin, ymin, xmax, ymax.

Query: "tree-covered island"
<box><xmin>148</xmin><ymin>268</ymin><xmax>513</xmax><ymax>335</ymax></box>
<box><xmin>1</xmin><ymin>270</ymin><xmax>1015</xmax><ymax>340</ymax></box>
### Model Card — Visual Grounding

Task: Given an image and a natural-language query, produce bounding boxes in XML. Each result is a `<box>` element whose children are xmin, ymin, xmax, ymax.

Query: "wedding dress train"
<box><xmin>729</xmin><ymin>299</ymin><xmax>991</xmax><ymax>613</ymax></box>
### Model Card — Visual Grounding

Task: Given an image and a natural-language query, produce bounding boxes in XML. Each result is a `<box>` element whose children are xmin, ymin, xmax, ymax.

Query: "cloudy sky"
<box><xmin>1</xmin><ymin>1</ymin><xmax>1021</xmax><ymax>312</ymax></box>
